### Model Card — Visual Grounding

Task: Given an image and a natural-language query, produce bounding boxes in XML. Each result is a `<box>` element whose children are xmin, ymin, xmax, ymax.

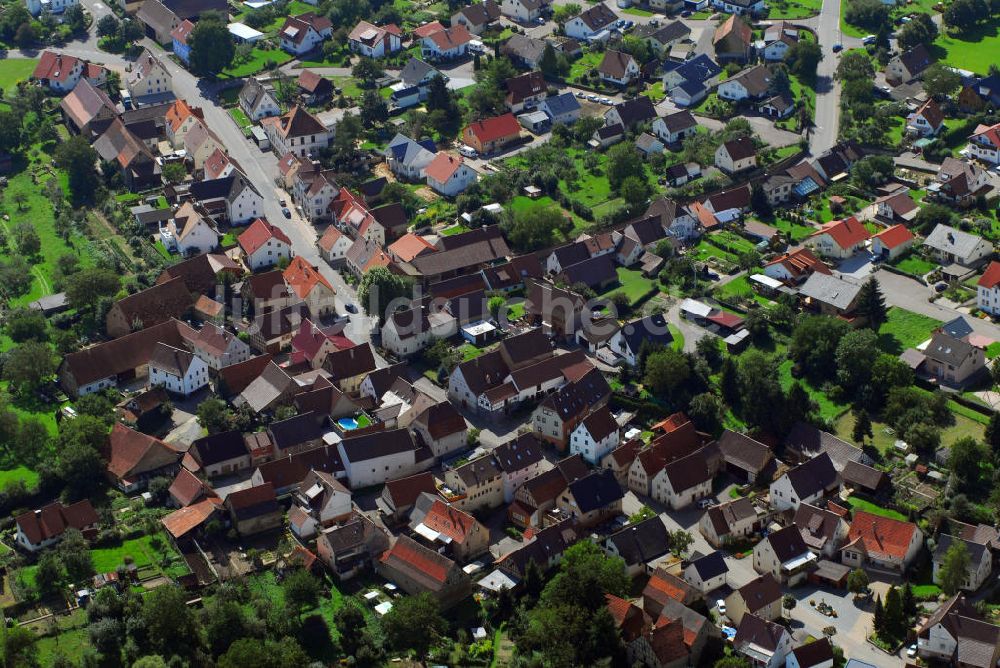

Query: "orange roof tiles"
<box><xmin>239</xmin><ymin>218</ymin><xmax>292</xmax><ymax>256</ymax></box>
<box><xmin>979</xmin><ymin>261</ymin><xmax>1000</xmax><ymax>289</ymax></box>
<box><xmin>465</xmin><ymin>113</ymin><xmax>520</xmax><ymax>144</ymax></box>
<box><xmin>811</xmin><ymin>215</ymin><xmax>870</xmax><ymax>250</ymax></box>
<box><xmin>388</xmin><ymin>232</ymin><xmax>436</xmax><ymax>262</ymax></box>
<box><xmin>846</xmin><ymin>510</ymin><xmax>919</xmax><ymax>561</ymax></box>
<box><xmin>873</xmin><ymin>224</ymin><xmax>914</xmax><ymax>250</ymax></box>
<box><xmin>425</xmin><ymin>152</ymin><xmax>465</xmax><ymax>183</ymax></box>
<box><xmin>283</xmin><ymin>256</ymin><xmax>334</xmax><ymax>300</ymax></box>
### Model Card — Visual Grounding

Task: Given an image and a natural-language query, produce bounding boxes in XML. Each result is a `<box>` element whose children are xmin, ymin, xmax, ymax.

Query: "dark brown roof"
<box><xmin>339</xmin><ymin>428</ymin><xmax>415</xmax><ymax>463</ymax></box>
<box><xmin>16</xmin><ymin>501</ymin><xmax>99</xmax><ymax>545</ymax></box>
<box><xmin>111</xmin><ymin>277</ymin><xmax>192</xmax><ymax>334</ymax></box>
<box><xmin>790</xmin><ymin>638</ymin><xmax>834</xmax><ymax>668</ymax></box>
<box><xmin>763</xmin><ymin>524</ymin><xmax>810</xmax><ymax>562</ymax></box>
<box><xmin>706</xmin><ymin>496</ymin><xmax>756</xmax><ymax>537</ymax></box>
<box><xmin>717</xmin><ymin>430</ymin><xmax>773</xmax><ymax>473</ymax></box>
<box><xmin>736</xmin><ymin>573</ymin><xmax>782</xmax><ymax>613</ymax></box>
<box><xmin>253</xmin><ymin>445</ymin><xmax>344</xmax><ymax>490</ymax></box>
<box><xmin>192</xmin><ymin>430</ymin><xmax>248</xmax><ymax>466</ymax></box>
<box><xmin>324</xmin><ymin>343</ymin><xmax>377</xmax><ymax>381</ymax></box>
<box><xmin>414</xmin><ymin>401</ymin><xmax>466</xmax><ymax>440</ymax></box>
<box><xmin>158</xmin><ymin>252</ymin><xmax>242</xmax><ymax>296</ymax></box>
<box><xmin>842</xmin><ymin>459</ymin><xmax>888</xmax><ymax>493</ymax></box>
<box><xmin>383</xmin><ymin>471</ymin><xmax>436</xmax><ymax>509</ymax></box>
<box><xmin>606</xmin><ymin>516</ymin><xmax>670</xmax><ymax>565</ymax></box>
<box><xmin>217</xmin><ymin>354</ymin><xmax>273</xmax><ymax>397</ymax></box>
<box><xmin>226</xmin><ymin>482</ymin><xmax>280</xmax><ymax>520</ymax></box>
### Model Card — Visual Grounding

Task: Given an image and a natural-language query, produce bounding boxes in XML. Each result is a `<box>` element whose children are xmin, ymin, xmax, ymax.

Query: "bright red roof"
<box><xmin>846</xmin><ymin>510</ymin><xmax>918</xmax><ymax>561</ymax></box>
<box><xmin>812</xmin><ymin>216</ymin><xmax>870</xmax><ymax>250</ymax></box>
<box><xmin>979</xmin><ymin>260</ymin><xmax>1000</xmax><ymax>289</ymax></box>
<box><xmin>465</xmin><ymin>113</ymin><xmax>520</xmax><ymax>144</ymax></box>
<box><xmin>380</xmin><ymin>535</ymin><xmax>450</xmax><ymax>584</ymax></box>
<box><xmin>873</xmin><ymin>224</ymin><xmax>914</xmax><ymax>250</ymax></box>
<box><xmin>283</xmin><ymin>256</ymin><xmax>334</xmax><ymax>299</ymax></box>
<box><xmin>239</xmin><ymin>218</ymin><xmax>292</xmax><ymax>256</ymax></box>
<box><xmin>420</xmin><ymin>500</ymin><xmax>478</xmax><ymax>543</ymax></box>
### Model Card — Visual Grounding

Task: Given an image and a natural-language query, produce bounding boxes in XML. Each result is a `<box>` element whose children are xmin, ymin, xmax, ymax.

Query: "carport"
<box><xmin>808</xmin><ymin>559</ymin><xmax>850</xmax><ymax>588</ymax></box>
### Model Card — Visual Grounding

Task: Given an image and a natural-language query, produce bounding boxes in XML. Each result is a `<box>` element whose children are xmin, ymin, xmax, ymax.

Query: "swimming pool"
<box><xmin>338</xmin><ymin>417</ymin><xmax>359</xmax><ymax>430</ymax></box>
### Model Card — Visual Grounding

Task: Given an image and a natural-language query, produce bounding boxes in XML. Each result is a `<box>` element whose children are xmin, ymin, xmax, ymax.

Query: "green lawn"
<box><xmin>568</xmin><ymin>52</ymin><xmax>603</xmax><ymax>82</ymax></box>
<box><xmin>0</xmin><ymin>59</ymin><xmax>38</xmax><ymax>95</ymax></box>
<box><xmin>508</xmin><ymin>195</ymin><xmax>585</xmax><ymax>239</ymax></box>
<box><xmin>767</xmin><ymin>0</ymin><xmax>823</xmax><ymax>18</ymax></box>
<box><xmin>877</xmin><ymin>307</ymin><xmax>942</xmax><ymax>354</ymax></box>
<box><xmin>934</xmin><ymin>22</ymin><xmax>1000</xmax><ymax>74</ymax></box>
<box><xmin>228</xmin><ymin>107</ymin><xmax>252</xmax><ymax>136</ymax></box>
<box><xmin>668</xmin><ymin>324</ymin><xmax>684</xmax><ymax>351</ymax></box>
<box><xmin>600</xmin><ymin>267</ymin><xmax>659</xmax><ymax>307</ymax></box>
<box><xmin>622</xmin><ymin>6</ymin><xmax>654</xmax><ymax>15</ymax></box>
<box><xmin>642</xmin><ymin>81</ymin><xmax>665</xmax><ymax>101</ymax></box>
<box><xmin>843</xmin><ymin>496</ymin><xmax>908</xmax><ymax>522</ymax></box>
<box><xmin>0</xmin><ymin>465</ymin><xmax>38</xmax><ymax>490</ymax></box>
<box><xmin>440</xmin><ymin>224</ymin><xmax>469</xmax><ymax>236</ymax></box>
<box><xmin>772</xmin><ymin>216</ymin><xmax>815</xmax><ymax>242</ymax></box>
<box><xmin>327</xmin><ymin>76</ymin><xmax>366</xmax><ymax>99</ymax></box>
<box><xmin>778</xmin><ymin>359</ymin><xmax>850</xmax><ymax>421</ymax></box>
<box><xmin>834</xmin><ymin>410</ymin><xmax>985</xmax><ymax>453</ymax></box>
<box><xmin>222</xmin><ymin>48</ymin><xmax>292</xmax><ymax>78</ymax></box>
<box><xmin>891</xmin><ymin>253</ymin><xmax>936</xmax><ymax>277</ymax></box>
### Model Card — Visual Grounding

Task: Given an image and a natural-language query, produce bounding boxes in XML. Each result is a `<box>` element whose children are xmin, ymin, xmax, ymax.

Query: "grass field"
<box><xmin>844</xmin><ymin>496</ymin><xmax>908</xmax><ymax>521</ymax></box>
<box><xmin>622</xmin><ymin>6</ymin><xmax>654</xmax><ymax>15</ymax></box>
<box><xmin>643</xmin><ymin>81</ymin><xmax>665</xmax><ymax>101</ymax></box>
<box><xmin>767</xmin><ymin>0</ymin><xmax>822</xmax><ymax>18</ymax></box>
<box><xmin>327</xmin><ymin>76</ymin><xmax>366</xmax><ymax>99</ymax></box>
<box><xmin>892</xmin><ymin>253</ymin><xmax>936</xmax><ymax>277</ymax></box>
<box><xmin>834</xmin><ymin>410</ymin><xmax>985</xmax><ymax>452</ymax></box>
<box><xmin>1</xmin><ymin>142</ymin><xmax>94</xmax><ymax>308</ymax></box>
<box><xmin>222</xmin><ymin>48</ymin><xmax>292</xmax><ymax>78</ymax></box>
<box><xmin>228</xmin><ymin>107</ymin><xmax>252</xmax><ymax>136</ymax></box>
<box><xmin>508</xmin><ymin>195</ymin><xmax>585</xmax><ymax>239</ymax></box>
<box><xmin>927</xmin><ymin>17</ymin><xmax>1000</xmax><ymax>74</ymax></box>
<box><xmin>772</xmin><ymin>216</ymin><xmax>815</xmax><ymax>242</ymax></box>
<box><xmin>778</xmin><ymin>359</ymin><xmax>850</xmax><ymax>421</ymax></box>
<box><xmin>0</xmin><ymin>59</ymin><xmax>38</xmax><ymax>95</ymax></box>
<box><xmin>567</xmin><ymin>52</ymin><xmax>602</xmax><ymax>82</ymax></box>
<box><xmin>600</xmin><ymin>267</ymin><xmax>659</xmax><ymax>307</ymax></box>
<box><xmin>877</xmin><ymin>307</ymin><xmax>942</xmax><ymax>354</ymax></box>
<box><xmin>0</xmin><ymin>465</ymin><xmax>38</xmax><ymax>490</ymax></box>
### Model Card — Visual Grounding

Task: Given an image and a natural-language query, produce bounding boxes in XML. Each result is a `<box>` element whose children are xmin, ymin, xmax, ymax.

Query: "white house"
<box><xmin>714</xmin><ymin>136</ymin><xmax>757</xmax><ymax>175</ymax></box>
<box><xmin>907</xmin><ymin>98</ymin><xmax>945</xmax><ymax>137</ymax></box>
<box><xmin>421</xmin><ymin>25</ymin><xmax>473</xmax><ymax>61</ymax></box>
<box><xmin>263</xmin><ymin>106</ymin><xmax>330</xmax><ymax>159</ymax></box>
<box><xmin>537</xmin><ymin>92</ymin><xmax>582</xmax><ymax>125</ymax></box>
<box><xmin>27</xmin><ymin>0</ymin><xmax>78</xmax><ymax>15</ymax></box>
<box><xmin>923</xmin><ymin>223</ymin><xmax>994</xmax><ymax>268</ymax></box>
<box><xmin>718</xmin><ymin>65</ymin><xmax>771</xmax><ymax>102</ymax></box>
<box><xmin>768</xmin><ymin>453</ymin><xmax>839</xmax><ymax>512</ymax></box>
<box><xmin>127</xmin><ymin>49</ymin><xmax>172</xmax><ymax>102</ymax></box>
<box><xmin>681</xmin><ymin>551</ymin><xmax>728</xmax><ymax>593</ymax></box>
<box><xmin>337</xmin><ymin>429</ymin><xmax>429</xmax><ymax>488</ymax></box>
<box><xmin>15</xmin><ymin>502</ymin><xmax>98</xmax><ymax>552</ymax></box>
<box><xmin>805</xmin><ymin>216</ymin><xmax>871</xmax><ymax>260</ymax></box>
<box><xmin>752</xmin><ymin>525</ymin><xmax>816</xmax><ymax>586</ymax></box>
<box><xmin>281</xmin><ymin>13</ymin><xmax>334</xmax><ymax>56</ymax></box>
<box><xmin>933</xmin><ymin>534</ymin><xmax>992</xmax><ymax>592</ymax></box>
<box><xmin>968</xmin><ymin>121</ymin><xmax>1000</xmax><ymax>166</ymax></box>
<box><xmin>598</xmin><ymin>50</ymin><xmax>639</xmax><ymax>86</ymax></box>
<box><xmin>500</xmin><ymin>0</ymin><xmax>547</xmax><ymax>22</ymax></box>
<box><xmin>239</xmin><ymin>78</ymin><xmax>282</xmax><ymax>122</ymax></box>
<box><xmin>380</xmin><ymin>306</ymin><xmax>457</xmax><ymax>357</ymax></box>
<box><xmin>977</xmin><ymin>261</ymin><xmax>1000</xmax><ymax>315</ymax></box>
<box><xmin>650</xmin><ymin>447</ymin><xmax>715</xmax><ymax>510</ymax></box>
<box><xmin>711</xmin><ymin>0</ymin><xmax>765</xmax><ymax>14</ymax></box>
<box><xmin>188</xmin><ymin>323</ymin><xmax>251</xmax><ymax>370</ymax></box>
<box><xmin>734</xmin><ymin>615</ymin><xmax>793</xmax><ymax>668</ymax></box>
<box><xmin>564</xmin><ymin>3</ymin><xmax>617</xmax><ymax>41</ymax></box>
<box><xmin>347</xmin><ymin>20</ymin><xmax>402</xmax><ymax>58</ymax></box>
<box><xmin>785</xmin><ymin>639</ymin><xmax>835</xmax><ymax>668</ymax></box>
<box><xmin>568</xmin><ymin>407</ymin><xmax>620</xmax><ymax>465</ymax></box>
<box><xmin>608</xmin><ymin>313</ymin><xmax>675</xmax><ymax>367</ymax></box>
<box><xmin>239</xmin><ymin>218</ymin><xmax>293</xmax><ymax>271</ymax></box>
<box><xmin>425</xmin><ymin>152</ymin><xmax>477</xmax><ymax>197</ymax></box>
<box><xmin>162</xmin><ymin>202</ymin><xmax>218</xmax><ymax>257</ymax></box>
<box><xmin>226</xmin><ymin>175</ymin><xmax>264</xmax><ymax>226</ymax></box>
<box><xmin>871</xmin><ymin>225</ymin><xmax>915</xmax><ymax>261</ymax></box>
<box><xmin>652</xmin><ymin>110</ymin><xmax>698</xmax><ymax>145</ymax></box>
<box><xmin>148</xmin><ymin>343</ymin><xmax>209</xmax><ymax>396</ymax></box>
<box><xmin>385</xmin><ymin>133</ymin><xmax>437</xmax><ymax>180</ymax></box>
<box><xmin>318</xmin><ymin>226</ymin><xmax>352</xmax><ymax>266</ymax></box>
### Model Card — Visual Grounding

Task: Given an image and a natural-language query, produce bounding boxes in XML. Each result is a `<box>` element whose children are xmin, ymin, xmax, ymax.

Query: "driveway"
<box><xmin>875</xmin><ymin>269</ymin><xmax>1000</xmax><ymax>342</ymax></box>
<box><xmin>835</xmin><ymin>251</ymin><xmax>877</xmax><ymax>280</ymax></box>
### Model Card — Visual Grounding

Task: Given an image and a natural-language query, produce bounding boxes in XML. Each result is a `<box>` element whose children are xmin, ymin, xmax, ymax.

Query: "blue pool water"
<box><xmin>338</xmin><ymin>418</ymin><xmax>359</xmax><ymax>430</ymax></box>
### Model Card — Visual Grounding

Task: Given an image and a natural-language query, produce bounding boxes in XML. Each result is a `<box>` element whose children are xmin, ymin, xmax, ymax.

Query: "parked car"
<box><xmin>717</xmin><ymin>599</ymin><xmax>726</xmax><ymax>615</ymax></box>
<box><xmin>459</xmin><ymin>145</ymin><xmax>479</xmax><ymax>158</ymax></box>
<box><xmin>345</xmin><ymin>303</ymin><xmax>358</xmax><ymax>313</ymax></box>
<box><xmin>281</xmin><ymin>207</ymin><xmax>291</xmax><ymax>218</ymax></box>
<box><xmin>697</xmin><ymin>498</ymin><xmax>713</xmax><ymax>509</ymax></box>
<box><xmin>832</xmin><ymin>43</ymin><xmax>843</xmax><ymax>52</ymax></box>
<box><xmin>907</xmin><ymin>645</ymin><xmax>917</xmax><ymax>658</ymax></box>
<box><xmin>862</xmin><ymin>34</ymin><xmax>876</xmax><ymax>44</ymax></box>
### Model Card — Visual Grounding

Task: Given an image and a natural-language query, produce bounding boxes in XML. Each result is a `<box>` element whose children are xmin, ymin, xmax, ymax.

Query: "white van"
<box><xmin>459</xmin><ymin>145</ymin><xmax>479</xmax><ymax>158</ymax></box>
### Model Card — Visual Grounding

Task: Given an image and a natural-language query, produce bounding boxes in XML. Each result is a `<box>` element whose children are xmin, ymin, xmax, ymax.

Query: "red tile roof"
<box><xmin>239</xmin><ymin>218</ymin><xmax>292</xmax><ymax>256</ymax></box>
<box><xmin>106</xmin><ymin>422</ymin><xmax>182</xmax><ymax>481</ymax></box>
<box><xmin>873</xmin><ymin>224</ymin><xmax>914</xmax><ymax>250</ymax></box>
<box><xmin>380</xmin><ymin>534</ymin><xmax>452</xmax><ymax>585</ymax></box>
<box><xmin>33</xmin><ymin>51</ymin><xmax>81</xmax><ymax>83</ymax></box>
<box><xmin>972</xmin><ymin>122</ymin><xmax>1000</xmax><ymax>149</ymax></box>
<box><xmin>170</xmin><ymin>19</ymin><xmax>195</xmax><ymax>45</ymax></box>
<box><xmin>424</xmin><ymin>152</ymin><xmax>465</xmax><ymax>184</ymax></box>
<box><xmin>16</xmin><ymin>500</ymin><xmax>99</xmax><ymax>545</ymax></box>
<box><xmin>388</xmin><ymin>233</ymin><xmax>436</xmax><ymax>262</ymax></box>
<box><xmin>165</xmin><ymin>98</ymin><xmax>202</xmax><ymax>133</ymax></box>
<box><xmin>811</xmin><ymin>215</ymin><xmax>870</xmax><ymax>250</ymax></box>
<box><xmin>413</xmin><ymin>20</ymin><xmax>445</xmax><ymax>38</ymax></box>
<box><xmin>465</xmin><ymin>113</ymin><xmax>520</xmax><ymax>144</ymax></box>
<box><xmin>846</xmin><ymin>510</ymin><xmax>919</xmax><ymax>561</ymax></box>
<box><xmin>979</xmin><ymin>261</ymin><xmax>1000</xmax><ymax>289</ymax></box>
<box><xmin>420</xmin><ymin>500</ymin><xmax>478</xmax><ymax>544</ymax></box>
<box><xmin>283</xmin><ymin>256</ymin><xmax>334</xmax><ymax>300</ymax></box>
<box><xmin>765</xmin><ymin>247</ymin><xmax>830</xmax><ymax>278</ymax></box>
<box><xmin>161</xmin><ymin>497</ymin><xmax>223</xmax><ymax>538</ymax></box>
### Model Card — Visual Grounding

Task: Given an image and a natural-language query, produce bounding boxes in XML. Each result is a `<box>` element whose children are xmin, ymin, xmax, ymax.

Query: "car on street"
<box><xmin>862</xmin><ymin>34</ymin><xmax>876</xmax><ymax>44</ymax></box>
<box><xmin>907</xmin><ymin>645</ymin><xmax>917</xmax><ymax>658</ymax></box>
<box><xmin>345</xmin><ymin>303</ymin><xmax>358</xmax><ymax>313</ymax></box>
<box><xmin>279</xmin><ymin>197</ymin><xmax>287</xmax><ymax>206</ymax></box>
<box><xmin>600</xmin><ymin>97</ymin><xmax>613</xmax><ymax>105</ymax></box>
<box><xmin>459</xmin><ymin>144</ymin><xmax>479</xmax><ymax>158</ymax></box>
<box><xmin>281</xmin><ymin>207</ymin><xmax>291</xmax><ymax>218</ymax></box>
<box><xmin>832</xmin><ymin>43</ymin><xmax>843</xmax><ymax>52</ymax></box>
<box><xmin>587</xmin><ymin>94</ymin><xmax>599</xmax><ymax>101</ymax></box>
<box><xmin>681</xmin><ymin>9</ymin><xmax>691</xmax><ymax>15</ymax></box>
<box><xmin>716</xmin><ymin>599</ymin><xmax>726</xmax><ymax>615</ymax></box>
<box><xmin>935</xmin><ymin>282</ymin><xmax>948</xmax><ymax>292</ymax></box>
<box><xmin>576</xmin><ymin>91</ymin><xmax>586</xmax><ymax>98</ymax></box>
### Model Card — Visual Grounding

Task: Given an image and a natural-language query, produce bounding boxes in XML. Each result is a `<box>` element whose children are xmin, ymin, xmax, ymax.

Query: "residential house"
<box><xmin>409</xmin><ymin>496</ymin><xmax>489</xmax><ymax>561</ymax></box>
<box><xmin>682</xmin><ymin>550</ymin><xmax>729</xmax><ymax>592</ymax></box>
<box><xmin>452</xmin><ymin>0</ymin><xmax>500</xmax><ymax>34</ymax></box>
<box><xmin>378</xmin><ymin>535</ymin><xmax>472</xmax><ymax>607</ymax></box>
<box><xmin>793</xmin><ymin>503</ymin><xmax>848</xmax><ymax>558</ymax></box>
<box><xmin>170</xmin><ymin>19</ymin><xmax>194</xmax><ymax>64</ymax></box>
<box><xmin>92</xmin><ymin>119</ymin><xmax>161</xmax><ymax>191</ymax></box>
<box><xmin>715</xmin><ymin>136</ymin><xmax>757</xmax><ymax>175</ymax></box>
<box><xmin>127</xmin><ymin>49</ymin><xmax>172</xmax><ymax>102</ymax></box>
<box><xmin>493</xmin><ymin>434</ymin><xmax>547</xmax><ymax>503</ymax></box>
<box><xmin>784</xmin><ymin>422</ymin><xmax>873</xmax><ymax>471</ymax></box>
<box><xmin>607</xmin><ymin>314</ymin><xmax>674</xmax><ymax>367</ymax></box>
<box><xmin>281</xmin><ymin>12</ymin><xmax>334</xmax><ymax>56</ymax></box>
<box><xmin>921</xmin><ymin>330</ymin><xmax>986</xmax><ymax>387</ymax></box>
<box><xmin>443</xmin><ymin>455</ymin><xmax>505</xmax><ymax>513</ymax></box>
<box><xmin>718</xmin><ymin>64</ymin><xmax>772</xmax><ymax>102</ymax></box>
<box><xmin>733</xmin><ymin>614</ymin><xmax>793</xmax><ymax>668</ymax></box>
<box><xmin>238</xmin><ymin>218</ymin><xmax>292</xmax><ymax>271</ymax></box>
<box><xmin>604</xmin><ymin>96</ymin><xmax>657</xmax><ymax>129</ymax></box>
<box><xmin>32</xmin><ymin>51</ymin><xmax>105</xmax><ymax>93</ymax></box>
<box><xmin>135</xmin><ymin>0</ymin><xmax>179</xmax><ymax>44</ymax></box>
<box><xmin>717</xmin><ymin>430</ymin><xmax>775</xmax><ymax>484</ymax></box>
<box><xmin>769</xmin><ymin>453</ymin><xmax>839</xmax><ymax>511</ymax></box>
<box><xmin>797</xmin><ymin>272</ymin><xmax>863</xmax><ymax>318</ymax></box>
<box><xmin>841</xmin><ymin>510</ymin><xmax>923</xmax><ymax>572</ymax></box>
<box><xmin>148</xmin><ymin>342</ymin><xmax>209</xmax><ymax>396</ymax></box>
<box><xmin>385</xmin><ymin>133</ymin><xmax>437</xmax><ymax>181</ymax></box>
<box><xmin>871</xmin><ymin>225</ymin><xmax>914</xmax><ymax>261</ymax></box>
<box><xmin>181</xmin><ymin>121</ymin><xmax>225</xmax><ymax>172</ymax></box>
<box><xmin>764</xmin><ymin>248</ymin><xmax>829</xmax><ymax>284</ymax></box>
<box><xmin>238</xmin><ymin>77</ymin><xmax>281</xmax><ymax>122</ymax></box>
<box><xmin>315</xmin><ymin>513</ymin><xmax>390</xmax><ymax>578</ymax></box>
<box><xmin>627</xmin><ymin>421</ymin><xmax>705</xmax><ymax>496</ymax></box>
<box><xmin>604</xmin><ymin>515</ymin><xmax>671</xmax><ymax>575</ymax></box>
<box><xmin>933</xmin><ymin>534</ymin><xmax>992</xmax><ymax>592</ymax></box>
<box><xmin>634</xmin><ymin>20</ymin><xmax>691</xmax><ymax>54</ymax></box>
<box><xmin>713</xmin><ymin>0</ymin><xmax>766</xmax><ymax>13</ymax></box>
<box><xmin>598</xmin><ymin>50</ymin><xmax>640</xmax><ymax>86</ymax></box>
<box><xmin>725</xmin><ymin>573</ymin><xmax>783</xmax><ymax>624</ymax></box>
<box><xmin>568</xmin><ymin>406</ymin><xmax>620</xmax><ymax>465</ymax></box>
<box><xmin>786</xmin><ymin>638</ymin><xmax>835</xmax><ymax>668</ymax></box>
<box><xmin>505</xmin><ymin>71</ymin><xmax>547</xmax><ymax>113</ymax></box>
<box><xmin>630</xmin><ymin>599</ymin><xmax>712</xmax><ymax>667</ymax></box>
<box><xmin>263</xmin><ymin>106</ymin><xmax>330</xmax><ymax>159</ymax></box>
<box><xmin>379</xmin><ymin>471</ymin><xmax>437</xmax><ymax>523</ymax></box>
<box><xmin>188</xmin><ymin>430</ymin><xmax>251</xmax><ymax>478</ymax></box>
<box><xmin>923</xmin><ymin>223</ymin><xmax>994</xmax><ymax>269</ymax></box>
<box><xmin>283</xmin><ymin>256</ymin><xmax>336</xmax><ymax>316</ymax></box>
<box><xmin>531</xmin><ymin>366</ymin><xmax>612</xmax><ymax>448</ymax></box>
<box><xmin>650</xmin><ymin>445</ymin><xmax>719</xmax><ymax>510</ymax></box>
<box><xmin>564</xmin><ymin>3</ymin><xmax>617</xmax><ymax>41</ymax></box>
<box><xmin>916</xmin><ymin>593</ymin><xmax>1000</xmax><ymax>666</ymax></box>
<box><xmin>555</xmin><ymin>469</ymin><xmax>624</xmax><ymax>528</ymax></box>
<box><xmin>187</xmin><ymin>323</ymin><xmax>251</xmax><ymax>371</ymax></box>
<box><xmin>762</xmin><ymin>21</ymin><xmax>798</xmax><ymax>59</ymax></box>
<box><xmin>411</xmin><ymin>401</ymin><xmax>468</xmax><ymax>459</ymax></box>
<box><xmin>161</xmin><ymin>201</ymin><xmax>218</xmax><ymax>256</ymax></box>
<box><xmin>699</xmin><ymin>496</ymin><xmax>761</xmax><ymax>548</ymax></box>
<box><xmin>931</xmin><ymin>157</ymin><xmax>990</xmax><ymax>206</ymax></box>
<box><xmin>294</xmin><ymin>69</ymin><xmax>333</xmax><ymax>105</ymax></box>
<box><xmin>337</xmin><ymin>428</ymin><xmax>431</xmax><ymax>488</ymax></box>
<box><xmin>805</xmin><ymin>215</ymin><xmax>870</xmax><ymax>259</ymax></box>
<box><xmin>463</xmin><ymin>114</ymin><xmax>521</xmax><ymax>155</ymax></box>
<box><xmin>324</xmin><ymin>343</ymin><xmax>378</xmax><ymax>395</ymax></box>
<box><xmin>226</xmin><ymin>483</ymin><xmax>283</xmax><ymax>536</ymax></box>
<box><xmin>907</xmin><ymin>98</ymin><xmax>945</xmax><ymax>137</ymax></box>
<box><xmin>15</xmin><ymin>501</ymin><xmax>99</xmax><ymax>552</ymax></box>
<box><xmin>421</xmin><ymin>24</ymin><xmax>473</xmax><ymax>61</ymax></box>
<box><xmin>500</xmin><ymin>0</ymin><xmax>547</xmax><ymax>22</ymax></box>
<box><xmin>753</xmin><ymin>524</ymin><xmax>816</xmax><ymax>585</ymax></box>
<box><xmin>968</xmin><ymin>121</ymin><xmax>1000</xmax><ymax>166</ymax></box>
<box><xmin>500</xmin><ymin>34</ymin><xmax>549</xmax><ymax>67</ymax></box>
<box><xmin>106</xmin><ymin>278</ymin><xmax>192</xmax><ymax>338</ymax></box>
<box><xmin>318</xmin><ymin>227</ymin><xmax>352</xmax><ymax>267</ymax></box>
<box><xmin>841</xmin><ymin>459</ymin><xmax>891</xmax><ymax>498</ymax></box>
<box><xmin>713</xmin><ymin>14</ymin><xmax>753</xmax><ymax>62</ymax></box>
<box><xmin>425</xmin><ymin>152</ymin><xmax>477</xmax><ymax>196</ymax></box>
<box><xmin>642</xmin><ymin>567</ymin><xmax>701</xmax><ymax>617</ymax></box>
<box><xmin>886</xmin><ymin>44</ymin><xmax>932</xmax><ymax>84</ymax></box>
<box><xmin>105</xmin><ymin>423</ymin><xmax>182</xmax><ymax>492</ymax></box>
<box><xmin>652</xmin><ymin>110</ymin><xmax>698</xmax><ymax>146</ymax></box>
